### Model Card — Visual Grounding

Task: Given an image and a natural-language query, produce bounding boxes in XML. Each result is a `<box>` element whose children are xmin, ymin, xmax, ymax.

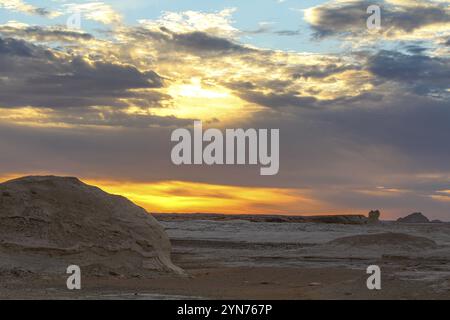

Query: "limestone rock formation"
<box><xmin>368</xmin><ymin>210</ymin><xmax>381</xmax><ymax>224</ymax></box>
<box><xmin>0</xmin><ymin>176</ymin><xmax>184</xmax><ymax>276</ymax></box>
<box><xmin>397</xmin><ymin>212</ymin><xmax>430</xmax><ymax>223</ymax></box>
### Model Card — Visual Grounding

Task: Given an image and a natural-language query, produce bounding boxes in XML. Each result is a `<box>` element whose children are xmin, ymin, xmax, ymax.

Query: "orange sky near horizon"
<box><xmin>0</xmin><ymin>173</ymin><xmax>354</xmax><ymax>216</ymax></box>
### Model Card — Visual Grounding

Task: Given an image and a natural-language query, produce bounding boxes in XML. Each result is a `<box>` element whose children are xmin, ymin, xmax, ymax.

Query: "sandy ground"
<box><xmin>2</xmin><ymin>266</ymin><xmax>447</xmax><ymax>300</ymax></box>
<box><xmin>1</xmin><ymin>217</ymin><xmax>450</xmax><ymax>299</ymax></box>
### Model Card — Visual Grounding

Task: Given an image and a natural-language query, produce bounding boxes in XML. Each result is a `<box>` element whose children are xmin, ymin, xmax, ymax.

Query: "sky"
<box><xmin>0</xmin><ymin>0</ymin><xmax>449</xmax><ymax>220</ymax></box>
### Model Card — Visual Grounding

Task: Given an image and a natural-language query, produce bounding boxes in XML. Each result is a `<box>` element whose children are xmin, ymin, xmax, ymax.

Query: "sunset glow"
<box><xmin>0</xmin><ymin>0</ymin><xmax>449</xmax><ymax>220</ymax></box>
<box><xmin>83</xmin><ymin>179</ymin><xmax>322</xmax><ymax>214</ymax></box>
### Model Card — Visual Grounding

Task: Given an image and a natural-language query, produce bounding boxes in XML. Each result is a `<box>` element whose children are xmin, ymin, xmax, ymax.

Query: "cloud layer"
<box><xmin>0</xmin><ymin>1</ymin><xmax>449</xmax><ymax>219</ymax></box>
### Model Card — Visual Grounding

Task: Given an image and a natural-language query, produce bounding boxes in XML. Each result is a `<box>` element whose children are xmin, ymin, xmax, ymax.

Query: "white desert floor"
<box><xmin>1</xmin><ymin>218</ymin><xmax>449</xmax><ymax>299</ymax></box>
<box><xmin>163</xmin><ymin>219</ymin><xmax>450</xmax><ymax>289</ymax></box>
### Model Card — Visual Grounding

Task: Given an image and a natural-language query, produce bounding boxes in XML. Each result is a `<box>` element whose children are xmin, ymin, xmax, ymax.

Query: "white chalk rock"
<box><xmin>0</xmin><ymin>176</ymin><xmax>184</xmax><ymax>276</ymax></box>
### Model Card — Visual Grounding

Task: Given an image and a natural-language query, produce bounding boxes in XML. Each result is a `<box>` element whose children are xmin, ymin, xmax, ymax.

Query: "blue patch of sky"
<box><xmin>0</xmin><ymin>0</ymin><xmax>341</xmax><ymax>53</ymax></box>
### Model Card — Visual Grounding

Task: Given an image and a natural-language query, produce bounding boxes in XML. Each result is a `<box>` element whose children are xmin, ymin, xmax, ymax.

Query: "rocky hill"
<box><xmin>397</xmin><ymin>212</ymin><xmax>430</xmax><ymax>223</ymax></box>
<box><xmin>0</xmin><ymin>176</ymin><xmax>183</xmax><ymax>277</ymax></box>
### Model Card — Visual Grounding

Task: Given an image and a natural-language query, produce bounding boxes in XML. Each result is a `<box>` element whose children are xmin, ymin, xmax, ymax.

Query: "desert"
<box><xmin>1</xmin><ymin>0</ymin><xmax>449</xmax><ymax>303</ymax></box>
<box><xmin>0</xmin><ymin>176</ymin><xmax>449</xmax><ymax>300</ymax></box>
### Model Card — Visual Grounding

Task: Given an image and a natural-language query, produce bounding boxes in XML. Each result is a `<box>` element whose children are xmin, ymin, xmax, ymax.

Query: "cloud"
<box><xmin>0</xmin><ymin>24</ymin><xmax>94</xmax><ymax>43</ymax></box>
<box><xmin>304</xmin><ymin>0</ymin><xmax>450</xmax><ymax>43</ymax></box>
<box><xmin>237</xmin><ymin>91</ymin><xmax>318</xmax><ymax>109</ymax></box>
<box><xmin>0</xmin><ymin>36</ymin><xmax>185</xmax><ymax>128</ymax></box>
<box><xmin>0</xmin><ymin>36</ymin><xmax>37</xmax><ymax>56</ymax></box>
<box><xmin>274</xmin><ymin>29</ymin><xmax>301</xmax><ymax>36</ymax></box>
<box><xmin>171</xmin><ymin>31</ymin><xmax>252</xmax><ymax>54</ymax></box>
<box><xmin>222</xmin><ymin>52</ymin><xmax>376</xmax><ymax>109</ymax></box>
<box><xmin>240</xmin><ymin>22</ymin><xmax>301</xmax><ymax>37</ymax></box>
<box><xmin>0</xmin><ymin>37</ymin><xmax>164</xmax><ymax>109</ymax></box>
<box><xmin>368</xmin><ymin>50</ymin><xmax>450</xmax><ymax>97</ymax></box>
<box><xmin>0</xmin><ymin>6</ymin><xmax>449</xmax><ymax>219</ymax></box>
<box><xmin>63</xmin><ymin>2</ymin><xmax>122</xmax><ymax>25</ymax></box>
<box><xmin>138</xmin><ymin>8</ymin><xmax>238</xmax><ymax>38</ymax></box>
<box><xmin>120</xmin><ymin>25</ymin><xmax>253</xmax><ymax>57</ymax></box>
<box><xmin>0</xmin><ymin>0</ymin><xmax>60</xmax><ymax>18</ymax></box>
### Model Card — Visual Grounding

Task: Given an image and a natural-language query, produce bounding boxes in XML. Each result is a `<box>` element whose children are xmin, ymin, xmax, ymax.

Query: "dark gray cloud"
<box><xmin>42</xmin><ymin>107</ymin><xmax>193</xmax><ymax>128</ymax></box>
<box><xmin>241</xmin><ymin>24</ymin><xmax>301</xmax><ymax>37</ymax></box>
<box><xmin>33</xmin><ymin>7</ymin><xmax>52</xmax><ymax>17</ymax></box>
<box><xmin>274</xmin><ymin>30</ymin><xmax>301</xmax><ymax>36</ymax></box>
<box><xmin>224</xmin><ymin>63</ymin><xmax>379</xmax><ymax>110</ymax></box>
<box><xmin>0</xmin><ymin>37</ymin><xmax>165</xmax><ymax>110</ymax></box>
<box><xmin>172</xmin><ymin>31</ymin><xmax>251</xmax><ymax>54</ymax></box>
<box><xmin>0</xmin><ymin>36</ymin><xmax>189</xmax><ymax>128</ymax></box>
<box><xmin>226</xmin><ymin>47</ymin><xmax>448</xmax><ymax>111</ymax></box>
<box><xmin>291</xmin><ymin>63</ymin><xmax>359</xmax><ymax>79</ymax></box>
<box><xmin>368</xmin><ymin>50</ymin><xmax>450</xmax><ymax>96</ymax></box>
<box><xmin>237</xmin><ymin>90</ymin><xmax>318</xmax><ymax>109</ymax></box>
<box><xmin>0</xmin><ymin>36</ymin><xmax>37</xmax><ymax>56</ymax></box>
<box><xmin>385</xmin><ymin>5</ymin><xmax>449</xmax><ymax>33</ymax></box>
<box><xmin>316</xmin><ymin>94</ymin><xmax>450</xmax><ymax>169</ymax></box>
<box><xmin>308</xmin><ymin>0</ymin><xmax>371</xmax><ymax>38</ymax></box>
<box><xmin>123</xmin><ymin>27</ymin><xmax>253</xmax><ymax>56</ymax></box>
<box><xmin>403</xmin><ymin>44</ymin><xmax>428</xmax><ymax>55</ymax></box>
<box><xmin>308</xmin><ymin>0</ymin><xmax>450</xmax><ymax>38</ymax></box>
<box><xmin>0</xmin><ymin>25</ymin><xmax>94</xmax><ymax>42</ymax></box>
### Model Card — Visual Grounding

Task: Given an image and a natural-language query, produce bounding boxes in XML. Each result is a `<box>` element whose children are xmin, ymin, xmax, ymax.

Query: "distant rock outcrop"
<box><xmin>368</xmin><ymin>210</ymin><xmax>381</xmax><ymax>224</ymax></box>
<box><xmin>397</xmin><ymin>212</ymin><xmax>430</xmax><ymax>223</ymax></box>
<box><xmin>0</xmin><ymin>176</ymin><xmax>184</xmax><ymax>276</ymax></box>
